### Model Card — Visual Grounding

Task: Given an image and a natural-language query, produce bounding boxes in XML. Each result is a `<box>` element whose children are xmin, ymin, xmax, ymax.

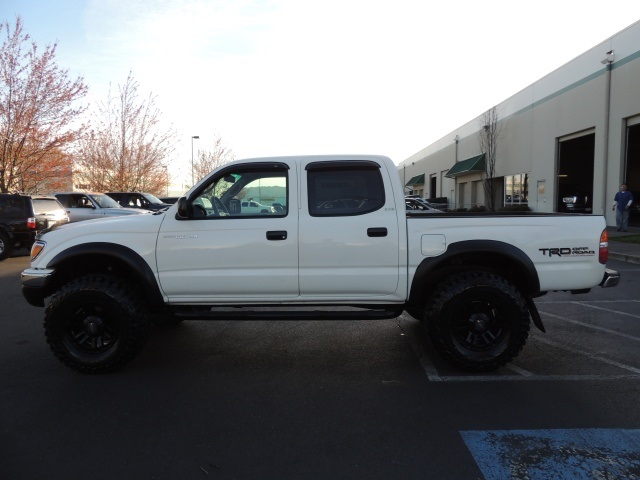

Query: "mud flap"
<box><xmin>525</xmin><ymin>295</ymin><xmax>546</xmax><ymax>333</ymax></box>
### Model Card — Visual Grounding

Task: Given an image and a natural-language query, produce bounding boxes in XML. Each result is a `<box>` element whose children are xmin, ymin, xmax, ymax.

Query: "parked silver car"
<box><xmin>52</xmin><ymin>192</ymin><xmax>151</xmax><ymax>223</ymax></box>
<box><xmin>405</xmin><ymin>197</ymin><xmax>443</xmax><ymax>213</ymax></box>
<box><xmin>106</xmin><ymin>192</ymin><xmax>171</xmax><ymax>211</ymax></box>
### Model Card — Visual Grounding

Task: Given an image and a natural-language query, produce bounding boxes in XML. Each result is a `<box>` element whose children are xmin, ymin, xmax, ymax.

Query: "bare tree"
<box><xmin>0</xmin><ymin>16</ymin><xmax>87</xmax><ymax>193</ymax></box>
<box><xmin>75</xmin><ymin>73</ymin><xmax>175</xmax><ymax>195</ymax></box>
<box><xmin>193</xmin><ymin>134</ymin><xmax>235</xmax><ymax>183</ymax></box>
<box><xmin>479</xmin><ymin>107</ymin><xmax>501</xmax><ymax>211</ymax></box>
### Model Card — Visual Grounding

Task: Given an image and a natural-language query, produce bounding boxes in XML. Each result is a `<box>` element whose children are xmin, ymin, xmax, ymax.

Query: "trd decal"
<box><xmin>539</xmin><ymin>247</ymin><xmax>595</xmax><ymax>257</ymax></box>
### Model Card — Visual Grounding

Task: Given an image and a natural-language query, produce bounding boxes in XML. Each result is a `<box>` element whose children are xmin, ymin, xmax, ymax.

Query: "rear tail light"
<box><xmin>599</xmin><ymin>229</ymin><xmax>608</xmax><ymax>264</ymax></box>
<box><xmin>27</xmin><ymin>217</ymin><xmax>37</xmax><ymax>229</ymax></box>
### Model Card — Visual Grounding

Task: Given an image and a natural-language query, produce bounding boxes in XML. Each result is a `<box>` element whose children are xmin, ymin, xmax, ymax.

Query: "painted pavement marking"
<box><xmin>397</xmin><ymin>314</ymin><xmax>640</xmax><ymax>382</ymax></box>
<box><xmin>461</xmin><ymin>428</ymin><xmax>640</xmax><ymax>480</ymax></box>
<box><xmin>537</xmin><ymin>309</ymin><xmax>640</xmax><ymax>342</ymax></box>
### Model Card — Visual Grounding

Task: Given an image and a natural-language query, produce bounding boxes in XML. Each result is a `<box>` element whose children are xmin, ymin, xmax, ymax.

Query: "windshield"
<box><xmin>89</xmin><ymin>194</ymin><xmax>122</xmax><ymax>208</ymax></box>
<box><xmin>141</xmin><ymin>193</ymin><xmax>165</xmax><ymax>204</ymax></box>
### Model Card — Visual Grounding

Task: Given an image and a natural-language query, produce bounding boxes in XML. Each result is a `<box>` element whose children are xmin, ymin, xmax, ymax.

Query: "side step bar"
<box><xmin>173</xmin><ymin>307</ymin><xmax>404</xmax><ymax>321</ymax></box>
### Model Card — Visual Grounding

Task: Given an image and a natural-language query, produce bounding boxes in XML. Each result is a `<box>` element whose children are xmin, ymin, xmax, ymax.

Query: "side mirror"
<box><xmin>176</xmin><ymin>197</ymin><xmax>189</xmax><ymax>219</ymax></box>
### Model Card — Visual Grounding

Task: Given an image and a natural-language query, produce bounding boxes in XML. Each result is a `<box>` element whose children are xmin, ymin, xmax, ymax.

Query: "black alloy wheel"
<box><xmin>424</xmin><ymin>271</ymin><xmax>531</xmax><ymax>372</ymax></box>
<box><xmin>0</xmin><ymin>231</ymin><xmax>13</xmax><ymax>261</ymax></box>
<box><xmin>44</xmin><ymin>274</ymin><xmax>150</xmax><ymax>373</ymax></box>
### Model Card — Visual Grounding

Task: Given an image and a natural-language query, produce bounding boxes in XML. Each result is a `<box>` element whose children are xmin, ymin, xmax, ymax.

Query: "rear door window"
<box><xmin>306</xmin><ymin>161</ymin><xmax>385</xmax><ymax>216</ymax></box>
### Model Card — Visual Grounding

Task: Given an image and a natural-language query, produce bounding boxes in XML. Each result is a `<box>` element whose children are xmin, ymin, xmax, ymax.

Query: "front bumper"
<box><xmin>599</xmin><ymin>268</ymin><xmax>620</xmax><ymax>288</ymax></box>
<box><xmin>21</xmin><ymin>268</ymin><xmax>55</xmax><ymax>307</ymax></box>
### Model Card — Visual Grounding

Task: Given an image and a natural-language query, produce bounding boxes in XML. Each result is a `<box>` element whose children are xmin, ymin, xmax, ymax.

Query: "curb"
<box><xmin>608</xmin><ymin>251</ymin><xmax>640</xmax><ymax>265</ymax></box>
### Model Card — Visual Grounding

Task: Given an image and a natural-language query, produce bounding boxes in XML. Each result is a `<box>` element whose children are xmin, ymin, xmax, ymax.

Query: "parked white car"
<box><xmin>52</xmin><ymin>192</ymin><xmax>151</xmax><ymax>223</ymax></box>
<box><xmin>239</xmin><ymin>199</ymin><xmax>276</xmax><ymax>214</ymax></box>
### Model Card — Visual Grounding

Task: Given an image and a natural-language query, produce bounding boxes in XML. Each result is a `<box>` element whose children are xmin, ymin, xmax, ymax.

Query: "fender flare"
<box><xmin>48</xmin><ymin>242</ymin><xmax>165</xmax><ymax>308</ymax></box>
<box><xmin>410</xmin><ymin>239</ymin><xmax>545</xmax><ymax>331</ymax></box>
<box><xmin>410</xmin><ymin>239</ymin><xmax>541</xmax><ymax>298</ymax></box>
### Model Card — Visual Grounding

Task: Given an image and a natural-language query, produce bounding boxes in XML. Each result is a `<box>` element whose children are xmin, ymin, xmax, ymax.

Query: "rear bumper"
<box><xmin>599</xmin><ymin>268</ymin><xmax>620</xmax><ymax>288</ymax></box>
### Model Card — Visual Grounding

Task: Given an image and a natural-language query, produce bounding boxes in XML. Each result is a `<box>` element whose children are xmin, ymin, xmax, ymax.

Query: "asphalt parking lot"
<box><xmin>1</xmin><ymin>252</ymin><xmax>639</xmax><ymax>480</ymax></box>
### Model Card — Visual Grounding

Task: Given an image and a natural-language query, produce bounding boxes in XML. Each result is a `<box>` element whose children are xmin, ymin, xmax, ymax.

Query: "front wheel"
<box><xmin>44</xmin><ymin>275</ymin><xmax>150</xmax><ymax>373</ymax></box>
<box><xmin>424</xmin><ymin>271</ymin><xmax>531</xmax><ymax>372</ymax></box>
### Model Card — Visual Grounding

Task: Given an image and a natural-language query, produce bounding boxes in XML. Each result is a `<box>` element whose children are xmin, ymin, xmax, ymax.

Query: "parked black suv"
<box><xmin>106</xmin><ymin>192</ymin><xmax>171</xmax><ymax>211</ymax></box>
<box><xmin>0</xmin><ymin>193</ymin><xmax>37</xmax><ymax>260</ymax></box>
<box><xmin>560</xmin><ymin>192</ymin><xmax>592</xmax><ymax>213</ymax></box>
<box><xmin>32</xmin><ymin>196</ymin><xmax>70</xmax><ymax>231</ymax></box>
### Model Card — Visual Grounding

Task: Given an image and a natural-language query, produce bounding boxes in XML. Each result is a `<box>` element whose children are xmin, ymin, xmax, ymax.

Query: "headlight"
<box><xmin>562</xmin><ymin>196</ymin><xmax>577</xmax><ymax>204</ymax></box>
<box><xmin>31</xmin><ymin>241</ymin><xmax>46</xmax><ymax>261</ymax></box>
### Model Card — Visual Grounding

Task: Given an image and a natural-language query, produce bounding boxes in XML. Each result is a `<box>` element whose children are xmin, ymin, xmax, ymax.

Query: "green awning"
<box><xmin>445</xmin><ymin>153</ymin><xmax>486</xmax><ymax>178</ymax></box>
<box><xmin>405</xmin><ymin>173</ymin><xmax>425</xmax><ymax>186</ymax></box>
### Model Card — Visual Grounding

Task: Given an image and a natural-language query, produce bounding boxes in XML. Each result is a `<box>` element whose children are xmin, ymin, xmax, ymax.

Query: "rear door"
<box><xmin>298</xmin><ymin>160</ymin><xmax>401</xmax><ymax>298</ymax></box>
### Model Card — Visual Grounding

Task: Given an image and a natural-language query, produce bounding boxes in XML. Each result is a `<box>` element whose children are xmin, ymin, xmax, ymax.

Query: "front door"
<box><xmin>156</xmin><ymin>162</ymin><xmax>298</xmax><ymax>302</ymax></box>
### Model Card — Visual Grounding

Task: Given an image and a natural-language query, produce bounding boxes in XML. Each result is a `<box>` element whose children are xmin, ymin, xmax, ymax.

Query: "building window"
<box><xmin>504</xmin><ymin>173</ymin><xmax>528</xmax><ymax>205</ymax></box>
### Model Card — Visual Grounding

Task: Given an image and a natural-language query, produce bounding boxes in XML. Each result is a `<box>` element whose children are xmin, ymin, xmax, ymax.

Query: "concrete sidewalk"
<box><xmin>606</xmin><ymin>226</ymin><xmax>640</xmax><ymax>264</ymax></box>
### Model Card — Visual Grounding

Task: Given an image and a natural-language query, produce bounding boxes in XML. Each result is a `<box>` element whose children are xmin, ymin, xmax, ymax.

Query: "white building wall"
<box><xmin>399</xmin><ymin>20</ymin><xmax>640</xmax><ymax>225</ymax></box>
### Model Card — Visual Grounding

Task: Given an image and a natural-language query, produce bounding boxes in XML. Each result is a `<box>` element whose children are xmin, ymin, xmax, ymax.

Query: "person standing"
<box><xmin>612</xmin><ymin>183</ymin><xmax>634</xmax><ymax>231</ymax></box>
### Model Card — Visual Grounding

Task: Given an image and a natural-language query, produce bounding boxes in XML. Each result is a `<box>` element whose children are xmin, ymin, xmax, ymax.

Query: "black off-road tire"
<box><xmin>44</xmin><ymin>274</ymin><xmax>150</xmax><ymax>373</ymax></box>
<box><xmin>424</xmin><ymin>271</ymin><xmax>530</xmax><ymax>372</ymax></box>
<box><xmin>0</xmin><ymin>231</ymin><xmax>13</xmax><ymax>261</ymax></box>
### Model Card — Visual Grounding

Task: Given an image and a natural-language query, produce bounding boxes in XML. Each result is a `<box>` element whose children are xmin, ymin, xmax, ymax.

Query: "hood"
<box><xmin>41</xmin><ymin>208</ymin><xmax>166</xmax><ymax>239</ymax></box>
<box><xmin>103</xmin><ymin>207</ymin><xmax>153</xmax><ymax>215</ymax></box>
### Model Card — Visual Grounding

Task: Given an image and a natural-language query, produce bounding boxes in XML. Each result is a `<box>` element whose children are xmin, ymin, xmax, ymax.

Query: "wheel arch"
<box><xmin>0</xmin><ymin>224</ymin><xmax>14</xmax><ymax>239</ymax></box>
<box><xmin>46</xmin><ymin>242</ymin><xmax>164</xmax><ymax>309</ymax></box>
<box><xmin>0</xmin><ymin>225</ymin><xmax>15</xmax><ymax>259</ymax></box>
<box><xmin>409</xmin><ymin>240</ymin><xmax>540</xmax><ymax>309</ymax></box>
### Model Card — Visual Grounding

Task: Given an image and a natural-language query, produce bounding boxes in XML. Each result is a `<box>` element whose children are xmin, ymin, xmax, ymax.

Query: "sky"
<box><xmin>2</xmin><ymin>0</ymin><xmax>640</xmax><ymax>191</ymax></box>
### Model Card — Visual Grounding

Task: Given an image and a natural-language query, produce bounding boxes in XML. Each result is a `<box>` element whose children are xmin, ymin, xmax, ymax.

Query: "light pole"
<box><xmin>165</xmin><ymin>166</ymin><xmax>169</xmax><ymax>197</ymax></box>
<box><xmin>191</xmin><ymin>135</ymin><xmax>200</xmax><ymax>187</ymax></box>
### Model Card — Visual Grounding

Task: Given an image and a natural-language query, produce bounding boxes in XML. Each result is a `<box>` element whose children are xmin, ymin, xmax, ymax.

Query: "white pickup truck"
<box><xmin>21</xmin><ymin>155</ymin><xmax>619</xmax><ymax>373</ymax></box>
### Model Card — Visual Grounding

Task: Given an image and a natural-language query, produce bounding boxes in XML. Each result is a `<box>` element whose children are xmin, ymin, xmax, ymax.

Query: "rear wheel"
<box><xmin>0</xmin><ymin>231</ymin><xmax>13</xmax><ymax>261</ymax></box>
<box><xmin>424</xmin><ymin>271</ymin><xmax>530</xmax><ymax>372</ymax></box>
<box><xmin>44</xmin><ymin>274</ymin><xmax>150</xmax><ymax>373</ymax></box>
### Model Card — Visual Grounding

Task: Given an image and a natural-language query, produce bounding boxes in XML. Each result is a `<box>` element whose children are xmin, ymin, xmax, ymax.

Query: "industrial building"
<box><xmin>399</xmin><ymin>20</ymin><xmax>640</xmax><ymax>226</ymax></box>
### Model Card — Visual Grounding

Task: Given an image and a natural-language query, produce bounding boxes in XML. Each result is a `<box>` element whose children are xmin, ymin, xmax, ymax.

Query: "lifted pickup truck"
<box><xmin>22</xmin><ymin>155</ymin><xmax>619</xmax><ymax>373</ymax></box>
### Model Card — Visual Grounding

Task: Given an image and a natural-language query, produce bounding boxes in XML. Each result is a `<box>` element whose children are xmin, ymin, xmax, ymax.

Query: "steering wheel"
<box><xmin>192</xmin><ymin>204</ymin><xmax>208</xmax><ymax>218</ymax></box>
<box><xmin>213</xmin><ymin>197</ymin><xmax>230</xmax><ymax>216</ymax></box>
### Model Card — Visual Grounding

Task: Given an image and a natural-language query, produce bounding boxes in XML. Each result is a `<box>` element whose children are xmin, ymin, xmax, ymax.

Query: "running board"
<box><xmin>173</xmin><ymin>307</ymin><xmax>404</xmax><ymax>321</ymax></box>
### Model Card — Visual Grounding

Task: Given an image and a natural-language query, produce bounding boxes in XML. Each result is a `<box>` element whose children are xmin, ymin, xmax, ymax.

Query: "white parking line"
<box><xmin>535</xmin><ymin>299</ymin><xmax>640</xmax><ymax>305</ymax></box>
<box><xmin>425</xmin><ymin>374</ymin><xmax>640</xmax><ymax>382</ymax></box>
<box><xmin>504</xmin><ymin>364</ymin><xmax>535</xmax><ymax>377</ymax></box>
<box><xmin>398</xmin><ymin>314</ymin><xmax>640</xmax><ymax>383</ymax></box>
<box><xmin>570</xmin><ymin>301</ymin><xmax>640</xmax><ymax>320</ymax></box>
<box><xmin>532</xmin><ymin>335</ymin><xmax>640</xmax><ymax>374</ymax></box>
<box><xmin>538</xmin><ymin>310</ymin><xmax>640</xmax><ymax>342</ymax></box>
